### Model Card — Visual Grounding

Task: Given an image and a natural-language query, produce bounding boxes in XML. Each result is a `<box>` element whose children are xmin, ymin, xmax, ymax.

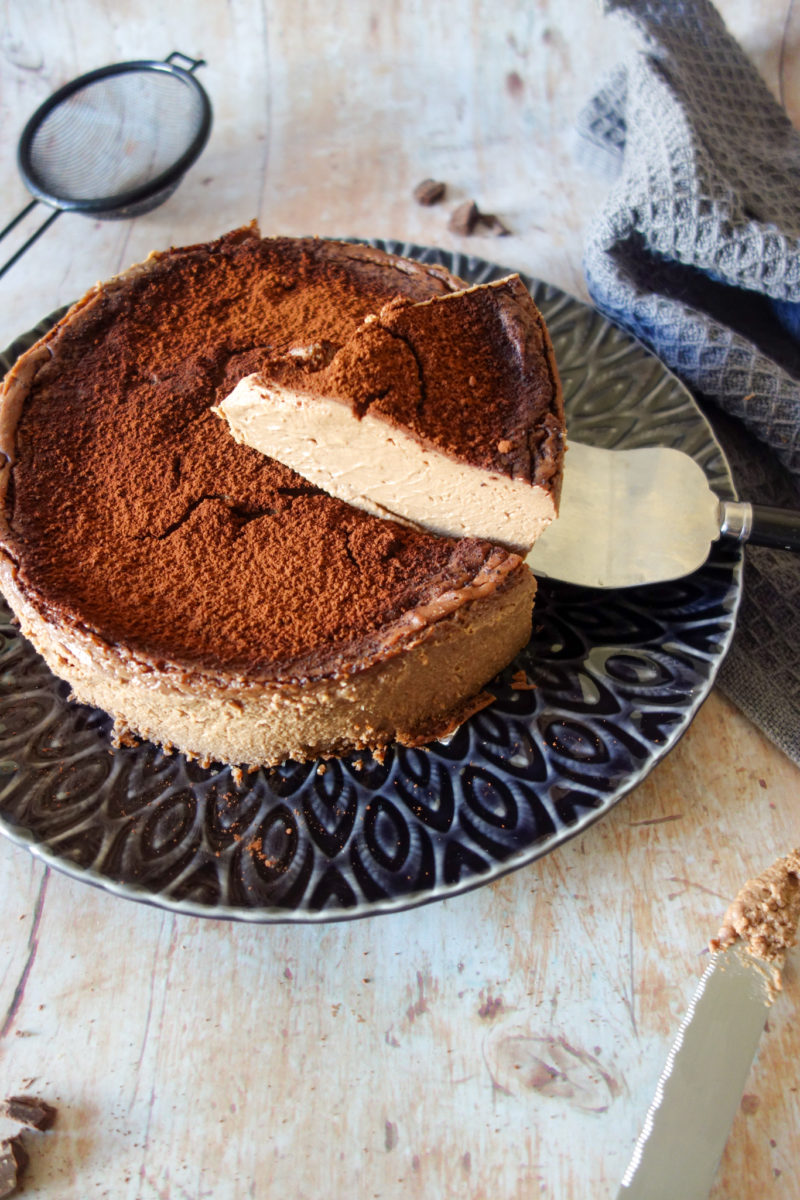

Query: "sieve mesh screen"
<box><xmin>27</xmin><ymin>70</ymin><xmax>208</xmax><ymax>204</ymax></box>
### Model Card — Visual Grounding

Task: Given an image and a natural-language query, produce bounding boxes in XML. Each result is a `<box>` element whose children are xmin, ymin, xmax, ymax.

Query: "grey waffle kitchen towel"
<box><xmin>581</xmin><ymin>0</ymin><xmax>800</xmax><ymax>766</ymax></box>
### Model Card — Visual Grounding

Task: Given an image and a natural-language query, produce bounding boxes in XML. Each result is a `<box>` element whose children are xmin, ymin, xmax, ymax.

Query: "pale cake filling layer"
<box><xmin>216</xmin><ymin>378</ymin><xmax>558</xmax><ymax>553</ymax></box>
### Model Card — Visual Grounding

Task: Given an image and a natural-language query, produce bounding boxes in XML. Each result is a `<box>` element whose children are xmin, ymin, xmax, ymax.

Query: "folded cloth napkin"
<box><xmin>580</xmin><ymin>0</ymin><xmax>800</xmax><ymax>767</ymax></box>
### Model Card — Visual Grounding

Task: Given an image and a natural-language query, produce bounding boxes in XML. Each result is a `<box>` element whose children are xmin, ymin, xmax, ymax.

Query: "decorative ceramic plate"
<box><xmin>0</xmin><ymin>243</ymin><xmax>742</xmax><ymax>922</ymax></box>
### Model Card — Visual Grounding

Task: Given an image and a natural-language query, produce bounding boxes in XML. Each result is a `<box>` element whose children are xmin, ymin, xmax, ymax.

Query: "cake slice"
<box><xmin>215</xmin><ymin>275</ymin><xmax>565</xmax><ymax>553</ymax></box>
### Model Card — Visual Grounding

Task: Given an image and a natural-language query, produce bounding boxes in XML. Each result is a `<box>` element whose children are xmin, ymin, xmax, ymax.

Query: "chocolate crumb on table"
<box><xmin>448</xmin><ymin>200</ymin><xmax>480</xmax><ymax>235</ymax></box>
<box><xmin>413</xmin><ymin>178</ymin><xmax>446</xmax><ymax>205</ymax></box>
<box><xmin>0</xmin><ymin>1136</ymin><xmax>28</xmax><ymax>1199</ymax></box>
<box><xmin>1</xmin><ymin>1095</ymin><xmax>57</xmax><ymax>1131</ymax></box>
<box><xmin>448</xmin><ymin>199</ymin><xmax>511</xmax><ymax>237</ymax></box>
<box><xmin>479</xmin><ymin>211</ymin><xmax>511</xmax><ymax>236</ymax></box>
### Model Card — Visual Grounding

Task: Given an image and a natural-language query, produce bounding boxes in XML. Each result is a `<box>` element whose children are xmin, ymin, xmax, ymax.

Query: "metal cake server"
<box><xmin>526</xmin><ymin>441</ymin><xmax>800</xmax><ymax>588</ymax></box>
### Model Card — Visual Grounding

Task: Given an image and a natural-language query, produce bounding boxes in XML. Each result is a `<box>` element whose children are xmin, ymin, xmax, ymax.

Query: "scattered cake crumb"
<box><xmin>497</xmin><ymin>439</ymin><xmax>512</xmax><ymax>454</ymax></box>
<box><xmin>709</xmin><ymin>849</ymin><xmax>800</xmax><ymax>986</ymax></box>
<box><xmin>510</xmin><ymin>669</ymin><xmax>536</xmax><ymax>691</ymax></box>
<box><xmin>316</xmin><ymin>763</ymin><xmax>327</xmax><ymax>775</ymax></box>
<box><xmin>0</xmin><ymin>1098</ymin><xmax>53</xmax><ymax>1197</ymax></box>
<box><xmin>110</xmin><ymin>722</ymin><xmax>137</xmax><ymax>750</ymax></box>
<box><xmin>231</xmin><ymin>765</ymin><xmax>244</xmax><ymax>786</ymax></box>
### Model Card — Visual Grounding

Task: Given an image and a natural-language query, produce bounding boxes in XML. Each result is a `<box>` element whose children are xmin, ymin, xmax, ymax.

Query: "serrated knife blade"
<box><xmin>616</xmin><ymin>942</ymin><xmax>777</xmax><ymax>1200</ymax></box>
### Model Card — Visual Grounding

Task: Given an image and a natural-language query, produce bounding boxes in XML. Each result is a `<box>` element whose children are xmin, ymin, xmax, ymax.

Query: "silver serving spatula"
<box><xmin>527</xmin><ymin>441</ymin><xmax>800</xmax><ymax>588</ymax></box>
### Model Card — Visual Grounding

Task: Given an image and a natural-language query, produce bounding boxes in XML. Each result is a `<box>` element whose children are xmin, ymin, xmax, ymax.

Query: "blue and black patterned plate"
<box><xmin>0</xmin><ymin>244</ymin><xmax>742</xmax><ymax>921</ymax></box>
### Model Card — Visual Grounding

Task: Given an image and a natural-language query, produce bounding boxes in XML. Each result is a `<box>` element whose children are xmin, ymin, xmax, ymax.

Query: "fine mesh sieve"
<box><xmin>0</xmin><ymin>52</ymin><xmax>212</xmax><ymax>279</ymax></box>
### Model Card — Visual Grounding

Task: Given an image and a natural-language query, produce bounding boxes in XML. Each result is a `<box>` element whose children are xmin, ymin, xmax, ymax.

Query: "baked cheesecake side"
<box><xmin>0</xmin><ymin>514</ymin><xmax>534</xmax><ymax>767</ymax></box>
<box><xmin>215</xmin><ymin>275</ymin><xmax>565</xmax><ymax>553</ymax></box>
<box><xmin>0</xmin><ymin>228</ymin><xmax>537</xmax><ymax>768</ymax></box>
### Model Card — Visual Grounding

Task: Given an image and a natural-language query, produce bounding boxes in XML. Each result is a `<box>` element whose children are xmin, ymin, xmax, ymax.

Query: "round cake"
<box><xmin>0</xmin><ymin>227</ymin><xmax>555</xmax><ymax>768</ymax></box>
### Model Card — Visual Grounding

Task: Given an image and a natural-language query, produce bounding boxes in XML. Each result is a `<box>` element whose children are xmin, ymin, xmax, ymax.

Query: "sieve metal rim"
<box><xmin>16</xmin><ymin>57</ymin><xmax>213</xmax><ymax>216</ymax></box>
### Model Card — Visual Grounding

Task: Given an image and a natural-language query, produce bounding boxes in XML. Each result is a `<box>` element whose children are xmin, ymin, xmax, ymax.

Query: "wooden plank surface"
<box><xmin>1</xmin><ymin>3</ymin><xmax>799</xmax><ymax>1198</ymax></box>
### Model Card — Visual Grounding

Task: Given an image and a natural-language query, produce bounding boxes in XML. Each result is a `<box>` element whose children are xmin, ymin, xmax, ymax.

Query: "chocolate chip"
<box><xmin>1</xmin><ymin>1095</ymin><xmax>57</xmax><ymax>1131</ymax></box>
<box><xmin>0</xmin><ymin>1155</ymin><xmax>15</xmax><ymax>1200</ymax></box>
<box><xmin>0</xmin><ymin>1136</ymin><xmax>28</xmax><ymax>1198</ymax></box>
<box><xmin>413</xmin><ymin>178</ymin><xmax>446</xmax><ymax>206</ymax></box>
<box><xmin>3</xmin><ymin>1141</ymin><xmax>26</xmax><ymax>1176</ymax></box>
<box><xmin>447</xmin><ymin>200</ymin><xmax>512</xmax><ymax>237</ymax></box>
<box><xmin>448</xmin><ymin>200</ymin><xmax>480</xmax><ymax>236</ymax></box>
<box><xmin>478</xmin><ymin>211</ymin><xmax>511</xmax><ymax>237</ymax></box>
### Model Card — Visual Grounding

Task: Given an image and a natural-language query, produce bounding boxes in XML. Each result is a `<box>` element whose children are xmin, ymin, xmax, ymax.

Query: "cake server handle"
<box><xmin>719</xmin><ymin>500</ymin><xmax>800</xmax><ymax>552</ymax></box>
<box><xmin>0</xmin><ymin>200</ymin><xmax>61</xmax><ymax>281</ymax></box>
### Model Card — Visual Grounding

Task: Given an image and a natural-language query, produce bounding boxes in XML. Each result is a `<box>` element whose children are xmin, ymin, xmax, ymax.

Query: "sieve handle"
<box><xmin>0</xmin><ymin>200</ymin><xmax>61</xmax><ymax>281</ymax></box>
<box><xmin>165</xmin><ymin>51</ymin><xmax>206</xmax><ymax>74</ymax></box>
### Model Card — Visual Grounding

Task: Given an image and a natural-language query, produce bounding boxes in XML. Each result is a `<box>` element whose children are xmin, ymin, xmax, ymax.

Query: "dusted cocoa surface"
<box><xmin>372</xmin><ymin>279</ymin><xmax>563</xmax><ymax>484</ymax></box>
<box><xmin>264</xmin><ymin>276</ymin><xmax>565</xmax><ymax>486</ymax></box>
<box><xmin>3</xmin><ymin>229</ymin><xmax>524</xmax><ymax>678</ymax></box>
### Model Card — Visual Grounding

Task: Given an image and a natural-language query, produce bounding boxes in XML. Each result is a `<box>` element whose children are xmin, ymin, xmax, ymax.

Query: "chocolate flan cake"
<box><xmin>0</xmin><ymin>227</ymin><xmax>538</xmax><ymax>768</ymax></box>
<box><xmin>216</xmin><ymin>275</ymin><xmax>564</xmax><ymax>552</ymax></box>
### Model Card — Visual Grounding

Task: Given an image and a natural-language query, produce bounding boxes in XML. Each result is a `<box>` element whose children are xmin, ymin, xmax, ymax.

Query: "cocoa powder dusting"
<box><xmin>267</xmin><ymin>275</ymin><xmax>564</xmax><ymax>482</ymax></box>
<box><xmin>6</xmin><ymin>229</ymin><xmax>523</xmax><ymax>676</ymax></box>
<box><xmin>374</xmin><ymin>278</ymin><xmax>561</xmax><ymax>479</ymax></box>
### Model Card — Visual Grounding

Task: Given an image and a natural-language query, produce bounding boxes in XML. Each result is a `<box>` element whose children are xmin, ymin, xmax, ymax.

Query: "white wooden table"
<box><xmin>1</xmin><ymin>3</ymin><xmax>799</xmax><ymax>1197</ymax></box>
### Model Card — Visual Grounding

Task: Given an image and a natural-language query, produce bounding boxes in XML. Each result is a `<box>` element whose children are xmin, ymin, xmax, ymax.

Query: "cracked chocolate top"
<box><xmin>321</xmin><ymin>279</ymin><xmax>563</xmax><ymax>486</ymax></box>
<box><xmin>1</xmin><ymin>228</ymin><xmax>526</xmax><ymax>677</ymax></box>
<box><xmin>252</xmin><ymin>277</ymin><xmax>564</xmax><ymax>489</ymax></box>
